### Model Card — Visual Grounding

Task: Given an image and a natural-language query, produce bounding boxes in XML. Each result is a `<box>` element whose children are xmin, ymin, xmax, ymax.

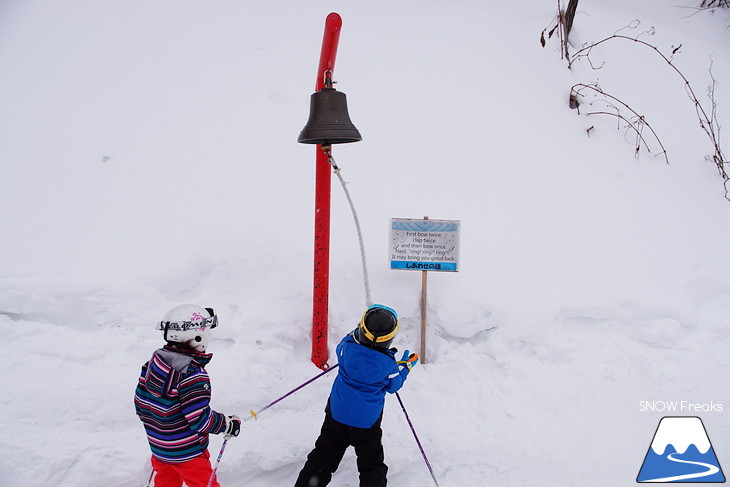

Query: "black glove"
<box><xmin>225</xmin><ymin>415</ymin><xmax>241</xmax><ymax>438</ymax></box>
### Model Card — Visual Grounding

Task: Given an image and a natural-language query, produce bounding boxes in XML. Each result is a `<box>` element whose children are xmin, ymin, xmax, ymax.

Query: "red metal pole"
<box><xmin>311</xmin><ymin>13</ymin><xmax>342</xmax><ymax>369</ymax></box>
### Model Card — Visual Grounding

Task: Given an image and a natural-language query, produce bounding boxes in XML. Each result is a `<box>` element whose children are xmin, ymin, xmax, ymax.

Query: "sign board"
<box><xmin>389</xmin><ymin>218</ymin><xmax>460</xmax><ymax>272</ymax></box>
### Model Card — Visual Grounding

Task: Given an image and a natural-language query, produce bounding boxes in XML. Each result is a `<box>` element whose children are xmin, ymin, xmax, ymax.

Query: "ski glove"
<box><xmin>398</xmin><ymin>350</ymin><xmax>419</xmax><ymax>372</ymax></box>
<box><xmin>225</xmin><ymin>415</ymin><xmax>241</xmax><ymax>438</ymax></box>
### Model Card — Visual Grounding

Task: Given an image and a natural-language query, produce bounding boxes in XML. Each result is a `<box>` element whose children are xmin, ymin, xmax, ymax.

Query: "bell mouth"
<box><xmin>297</xmin><ymin>130</ymin><xmax>362</xmax><ymax>145</ymax></box>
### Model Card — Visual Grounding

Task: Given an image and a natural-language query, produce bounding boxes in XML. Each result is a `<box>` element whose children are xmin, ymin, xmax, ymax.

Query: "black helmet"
<box><xmin>355</xmin><ymin>304</ymin><xmax>399</xmax><ymax>349</ymax></box>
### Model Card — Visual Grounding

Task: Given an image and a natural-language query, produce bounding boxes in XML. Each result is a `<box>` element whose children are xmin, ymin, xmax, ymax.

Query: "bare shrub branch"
<box><xmin>568</xmin><ymin>33</ymin><xmax>729</xmax><ymax>199</ymax></box>
<box><xmin>571</xmin><ymin>83</ymin><xmax>669</xmax><ymax>164</ymax></box>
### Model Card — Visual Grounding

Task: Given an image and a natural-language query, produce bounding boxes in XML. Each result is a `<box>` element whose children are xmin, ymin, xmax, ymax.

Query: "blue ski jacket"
<box><xmin>329</xmin><ymin>331</ymin><xmax>410</xmax><ymax>428</ymax></box>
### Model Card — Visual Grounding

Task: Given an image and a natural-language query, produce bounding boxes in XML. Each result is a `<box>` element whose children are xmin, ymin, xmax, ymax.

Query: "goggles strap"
<box><xmin>359</xmin><ymin>312</ymin><xmax>399</xmax><ymax>343</ymax></box>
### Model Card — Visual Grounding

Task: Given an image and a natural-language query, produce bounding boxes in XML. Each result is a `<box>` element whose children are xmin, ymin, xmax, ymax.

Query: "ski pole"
<box><xmin>244</xmin><ymin>363</ymin><xmax>339</xmax><ymax>422</ymax></box>
<box><xmin>395</xmin><ymin>392</ymin><xmax>440</xmax><ymax>487</ymax></box>
<box><xmin>207</xmin><ymin>436</ymin><xmax>230</xmax><ymax>487</ymax></box>
<box><xmin>204</xmin><ymin>364</ymin><xmax>339</xmax><ymax>487</ymax></box>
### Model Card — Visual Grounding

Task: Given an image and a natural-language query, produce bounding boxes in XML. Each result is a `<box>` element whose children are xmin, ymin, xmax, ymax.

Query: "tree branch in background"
<box><xmin>570</xmin><ymin>83</ymin><xmax>669</xmax><ymax>165</ymax></box>
<box><xmin>700</xmin><ymin>0</ymin><xmax>729</xmax><ymax>8</ymax></box>
<box><xmin>568</xmin><ymin>33</ymin><xmax>728</xmax><ymax>199</ymax></box>
<box><xmin>541</xmin><ymin>0</ymin><xmax>579</xmax><ymax>60</ymax></box>
<box><xmin>677</xmin><ymin>2</ymin><xmax>730</xmax><ymax>28</ymax></box>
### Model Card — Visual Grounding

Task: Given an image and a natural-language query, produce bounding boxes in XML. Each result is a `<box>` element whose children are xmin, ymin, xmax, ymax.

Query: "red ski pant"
<box><xmin>150</xmin><ymin>450</ymin><xmax>220</xmax><ymax>487</ymax></box>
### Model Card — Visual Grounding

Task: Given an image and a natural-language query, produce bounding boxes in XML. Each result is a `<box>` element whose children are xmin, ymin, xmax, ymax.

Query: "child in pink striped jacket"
<box><xmin>135</xmin><ymin>304</ymin><xmax>241</xmax><ymax>487</ymax></box>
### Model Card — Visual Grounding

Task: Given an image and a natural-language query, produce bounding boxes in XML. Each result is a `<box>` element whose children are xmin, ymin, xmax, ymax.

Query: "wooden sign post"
<box><xmin>390</xmin><ymin>217</ymin><xmax>460</xmax><ymax>363</ymax></box>
<box><xmin>420</xmin><ymin>259</ymin><xmax>428</xmax><ymax>363</ymax></box>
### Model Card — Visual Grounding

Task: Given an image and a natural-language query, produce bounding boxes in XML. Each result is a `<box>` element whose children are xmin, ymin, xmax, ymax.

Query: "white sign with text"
<box><xmin>389</xmin><ymin>218</ymin><xmax>460</xmax><ymax>272</ymax></box>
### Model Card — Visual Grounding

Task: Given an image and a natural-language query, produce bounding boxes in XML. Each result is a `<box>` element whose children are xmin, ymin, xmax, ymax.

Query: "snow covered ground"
<box><xmin>1</xmin><ymin>1</ymin><xmax>729</xmax><ymax>486</ymax></box>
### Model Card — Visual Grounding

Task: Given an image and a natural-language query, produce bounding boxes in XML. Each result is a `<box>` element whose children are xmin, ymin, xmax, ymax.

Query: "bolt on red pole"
<box><xmin>311</xmin><ymin>13</ymin><xmax>342</xmax><ymax>369</ymax></box>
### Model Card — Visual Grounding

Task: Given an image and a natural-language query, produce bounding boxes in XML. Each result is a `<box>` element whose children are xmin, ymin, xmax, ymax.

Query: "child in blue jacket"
<box><xmin>295</xmin><ymin>304</ymin><xmax>419</xmax><ymax>487</ymax></box>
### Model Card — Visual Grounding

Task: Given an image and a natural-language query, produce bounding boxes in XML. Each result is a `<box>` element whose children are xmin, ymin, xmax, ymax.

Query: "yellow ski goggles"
<box><xmin>358</xmin><ymin>304</ymin><xmax>399</xmax><ymax>343</ymax></box>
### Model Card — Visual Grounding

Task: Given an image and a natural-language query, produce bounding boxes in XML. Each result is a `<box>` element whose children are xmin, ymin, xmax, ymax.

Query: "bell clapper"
<box><xmin>321</xmin><ymin>144</ymin><xmax>340</xmax><ymax>170</ymax></box>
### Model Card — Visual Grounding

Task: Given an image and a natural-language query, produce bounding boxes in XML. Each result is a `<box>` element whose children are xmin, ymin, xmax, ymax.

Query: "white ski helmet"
<box><xmin>157</xmin><ymin>304</ymin><xmax>218</xmax><ymax>353</ymax></box>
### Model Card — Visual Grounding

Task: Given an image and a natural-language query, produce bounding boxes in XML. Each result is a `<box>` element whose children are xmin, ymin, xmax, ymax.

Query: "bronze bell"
<box><xmin>298</xmin><ymin>87</ymin><xmax>362</xmax><ymax>145</ymax></box>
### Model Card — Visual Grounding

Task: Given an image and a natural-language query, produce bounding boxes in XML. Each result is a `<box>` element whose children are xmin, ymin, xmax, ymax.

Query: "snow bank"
<box><xmin>0</xmin><ymin>1</ymin><xmax>729</xmax><ymax>486</ymax></box>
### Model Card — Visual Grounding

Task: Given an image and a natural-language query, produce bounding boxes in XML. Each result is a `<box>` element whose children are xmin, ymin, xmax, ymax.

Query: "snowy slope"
<box><xmin>1</xmin><ymin>1</ymin><xmax>729</xmax><ymax>486</ymax></box>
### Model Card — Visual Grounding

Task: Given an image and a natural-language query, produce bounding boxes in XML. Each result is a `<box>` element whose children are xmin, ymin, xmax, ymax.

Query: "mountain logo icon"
<box><xmin>637</xmin><ymin>416</ymin><xmax>725</xmax><ymax>483</ymax></box>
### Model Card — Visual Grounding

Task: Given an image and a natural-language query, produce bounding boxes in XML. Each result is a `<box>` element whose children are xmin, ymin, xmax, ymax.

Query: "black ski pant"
<box><xmin>295</xmin><ymin>403</ymin><xmax>387</xmax><ymax>487</ymax></box>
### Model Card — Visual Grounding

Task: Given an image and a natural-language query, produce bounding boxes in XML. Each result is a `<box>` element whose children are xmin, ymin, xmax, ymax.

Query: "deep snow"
<box><xmin>1</xmin><ymin>1</ymin><xmax>729</xmax><ymax>486</ymax></box>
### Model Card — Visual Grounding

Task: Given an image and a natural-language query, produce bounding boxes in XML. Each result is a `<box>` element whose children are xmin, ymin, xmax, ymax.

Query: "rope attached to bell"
<box><xmin>322</xmin><ymin>144</ymin><xmax>373</xmax><ymax>308</ymax></box>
